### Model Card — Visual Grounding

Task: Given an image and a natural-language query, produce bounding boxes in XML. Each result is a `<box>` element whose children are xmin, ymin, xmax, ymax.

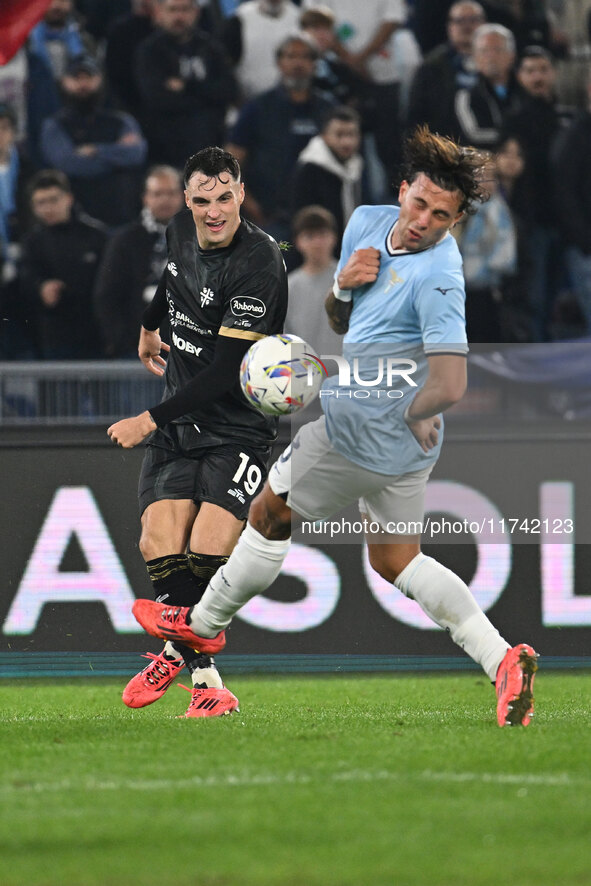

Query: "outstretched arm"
<box><xmin>404</xmin><ymin>354</ymin><xmax>467</xmax><ymax>452</ymax></box>
<box><xmin>107</xmin><ymin>334</ymin><xmax>252</xmax><ymax>448</ymax></box>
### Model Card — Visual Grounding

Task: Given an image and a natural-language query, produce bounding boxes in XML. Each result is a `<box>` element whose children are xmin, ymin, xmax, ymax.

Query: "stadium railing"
<box><xmin>0</xmin><ymin>361</ymin><xmax>165</xmax><ymax>425</ymax></box>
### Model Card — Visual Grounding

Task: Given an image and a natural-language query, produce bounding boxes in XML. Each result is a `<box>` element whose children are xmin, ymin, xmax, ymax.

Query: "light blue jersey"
<box><xmin>322</xmin><ymin>204</ymin><xmax>468</xmax><ymax>475</ymax></box>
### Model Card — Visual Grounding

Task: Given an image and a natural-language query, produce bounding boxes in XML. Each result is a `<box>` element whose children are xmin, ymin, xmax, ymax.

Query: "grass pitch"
<box><xmin>0</xmin><ymin>672</ymin><xmax>590</xmax><ymax>886</ymax></box>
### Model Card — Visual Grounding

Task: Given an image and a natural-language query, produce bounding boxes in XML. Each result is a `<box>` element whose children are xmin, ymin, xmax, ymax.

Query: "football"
<box><xmin>239</xmin><ymin>334</ymin><xmax>324</xmax><ymax>415</ymax></box>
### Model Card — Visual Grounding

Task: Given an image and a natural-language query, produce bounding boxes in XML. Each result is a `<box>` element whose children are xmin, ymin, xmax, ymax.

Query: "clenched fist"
<box><xmin>337</xmin><ymin>247</ymin><xmax>381</xmax><ymax>290</ymax></box>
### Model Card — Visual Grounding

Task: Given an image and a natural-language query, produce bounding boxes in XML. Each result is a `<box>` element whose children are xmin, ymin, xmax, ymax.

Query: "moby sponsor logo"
<box><xmin>172</xmin><ymin>331</ymin><xmax>202</xmax><ymax>356</ymax></box>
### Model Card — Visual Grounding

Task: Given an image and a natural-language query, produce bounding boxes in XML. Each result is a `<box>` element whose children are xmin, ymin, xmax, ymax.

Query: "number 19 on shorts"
<box><xmin>232</xmin><ymin>451</ymin><xmax>263</xmax><ymax>496</ymax></box>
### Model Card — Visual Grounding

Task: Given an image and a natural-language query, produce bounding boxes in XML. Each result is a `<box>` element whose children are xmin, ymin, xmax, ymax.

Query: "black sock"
<box><xmin>145</xmin><ymin>553</ymin><xmax>228</xmax><ymax>674</ymax></box>
<box><xmin>146</xmin><ymin>554</ymin><xmax>203</xmax><ymax>664</ymax></box>
<box><xmin>146</xmin><ymin>554</ymin><xmax>198</xmax><ymax>606</ymax></box>
<box><xmin>186</xmin><ymin>551</ymin><xmax>229</xmax><ymax>587</ymax></box>
<box><xmin>182</xmin><ymin>552</ymin><xmax>228</xmax><ymax>674</ymax></box>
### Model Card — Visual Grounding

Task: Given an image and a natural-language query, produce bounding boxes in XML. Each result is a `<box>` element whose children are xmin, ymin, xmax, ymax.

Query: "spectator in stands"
<box><xmin>495</xmin><ymin>134</ymin><xmax>526</xmax><ymax>206</ymax></box>
<box><xmin>94</xmin><ymin>165</ymin><xmax>184</xmax><ymax>358</ymax></box>
<box><xmin>27</xmin><ymin>0</ymin><xmax>94</xmax><ymax>164</ymax></box>
<box><xmin>300</xmin><ymin>6</ymin><xmax>365</xmax><ymax>108</ymax></box>
<box><xmin>221</xmin><ymin>0</ymin><xmax>300</xmax><ymax>102</ymax></box>
<box><xmin>554</xmin><ymin>67</ymin><xmax>591</xmax><ymax>336</ymax></box>
<box><xmin>301</xmin><ymin>0</ymin><xmax>409</xmax><ymax>182</ymax></box>
<box><xmin>76</xmin><ymin>1</ymin><xmax>132</xmax><ymax>42</ymax></box>
<box><xmin>291</xmin><ymin>106</ymin><xmax>363</xmax><ymax>245</ymax></box>
<box><xmin>226</xmin><ymin>33</ymin><xmax>335</xmax><ymax>243</ymax></box>
<box><xmin>0</xmin><ymin>48</ymin><xmax>29</xmax><ymax>145</ymax></box>
<box><xmin>0</xmin><ymin>105</ymin><xmax>37</xmax><ymax>359</ymax></box>
<box><xmin>0</xmin><ymin>104</ymin><xmax>33</xmax><ymax>261</ymax></box>
<box><xmin>406</xmin><ymin>1</ymin><xmax>486</xmax><ymax>139</ymax></box>
<box><xmin>456</xmin><ymin>154</ymin><xmax>516</xmax><ymax>342</ymax></box>
<box><xmin>285</xmin><ymin>205</ymin><xmax>342</xmax><ymax>356</ymax></box>
<box><xmin>40</xmin><ymin>55</ymin><xmax>147</xmax><ymax>229</ymax></box>
<box><xmin>104</xmin><ymin>0</ymin><xmax>158</xmax><ymax>121</ymax></box>
<box><xmin>494</xmin><ymin>134</ymin><xmax>532</xmax><ymax>341</ymax></box>
<box><xmin>484</xmin><ymin>0</ymin><xmax>566</xmax><ymax>57</ymax></box>
<box><xmin>412</xmin><ymin>0</ymin><xmax>457</xmax><ymax>54</ymax></box>
<box><xmin>19</xmin><ymin>169</ymin><xmax>108</xmax><ymax>359</ymax></box>
<box><xmin>504</xmin><ymin>46</ymin><xmax>572</xmax><ymax>341</ymax></box>
<box><xmin>134</xmin><ymin>0</ymin><xmax>237</xmax><ymax>167</ymax></box>
<box><xmin>454</xmin><ymin>23</ymin><xmax>523</xmax><ymax>151</ymax></box>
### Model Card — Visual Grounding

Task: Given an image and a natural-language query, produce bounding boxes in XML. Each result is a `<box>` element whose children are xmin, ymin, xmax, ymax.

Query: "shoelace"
<box><xmin>178</xmin><ymin>683</ymin><xmax>210</xmax><ymax>713</ymax></box>
<box><xmin>141</xmin><ymin>652</ymin><xmax>183</xmax><ymax>686</ymax></box>
<box><xmin>159</xmin><ymin>606</ymin><xmax>188</xmax><ymax>626</ymax></box>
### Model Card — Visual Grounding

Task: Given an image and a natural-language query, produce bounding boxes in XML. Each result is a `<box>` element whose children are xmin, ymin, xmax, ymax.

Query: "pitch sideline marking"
<box><xmin>0</xmin><ymin>768</ymin><xmax>577</xmax><ymax>796</ymax></box>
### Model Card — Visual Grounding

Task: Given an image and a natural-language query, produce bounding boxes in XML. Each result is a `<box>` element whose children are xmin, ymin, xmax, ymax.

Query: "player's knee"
<box><xmin>139</xmin><ymin>531</ymin><xmax>158</xmax><ymax>562</ymax></box>
<box><xmin>368</xmin><ymin>548</ymin><xmax>412</xmax><ymax>584</ymax></box>
<box><xmin>249</xmin><ymin>483</ymin><xmax>291</xmax><ymax>540</ymax></box>
<box><xmin>139</xmin><ymin>523</ymin><xmax>172</xmax><ymax>562</ymax></box>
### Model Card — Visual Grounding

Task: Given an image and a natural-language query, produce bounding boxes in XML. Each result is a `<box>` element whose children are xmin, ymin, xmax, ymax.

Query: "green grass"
<box><xmin>0</xmin><ymin>672</ymin><xmax>590</xmax><ymax>886</ymax></box>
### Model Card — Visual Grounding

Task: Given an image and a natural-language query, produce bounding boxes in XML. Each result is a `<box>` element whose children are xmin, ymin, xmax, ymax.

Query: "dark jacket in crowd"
<box><xmin>406</xmin><ymin>43</ymin><xmax>476</xmax><ymax>140</ymax></box>
<box><xmin>134</xmin><ymin>27</ymin><xmax>237</xmax><ymax>167</ymax></box>
<box><xmin>291</xmin><ymin>136</ymin><xmax>364</xmax><ymax>243</ymax></box>
<box><xmin>93</xmin><ymin>210</ymin><xmax>169</xmax><ymax>357</ymax></box>
<box><xmin>19</xmin><ymin>209</ymin><xmax>108</xmax><ymax>359</ymax></box>
<box><xmin>553</xmin><ymin>111</ymin><xmax>591</xmax><ymax>254</ymax></box>
<box><xmin>104</xmin><ymin>10</ymin><xmax>156</xmax><ymax>117</ymax></box>
<box><xmin>230</xmin><ymin>84</ymin><xmax>336</xmax><ymax>222</ymax></box>
<box><xmin>41</xmin><ymin>105</ymin><xmax>147</xmax><ymax>228</ymax></box>
<box><xmin>454</xmin><ymin>73</ymin><xmax>525</xmax><ymax>151</ymax></box>
<box><xmin>504</xmin><ymin>94</ymin><xmax>572</xmax><ymax>226</ymax></box>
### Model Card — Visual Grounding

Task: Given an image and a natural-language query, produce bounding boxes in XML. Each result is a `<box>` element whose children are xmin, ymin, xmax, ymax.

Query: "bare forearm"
<box><xmin>406</xmin><ymin>356</ymin><xmax>467</xmax><ymax>419</ymax></box>
<box><xmin>406</xmin><ymin>379</ymin><xmax>462</xmax><ymax>420</ymax></box>
<box><xmin>325</xmin><ymin>290</ymin><xmax>351</xmax><ymax>334</ymax></box>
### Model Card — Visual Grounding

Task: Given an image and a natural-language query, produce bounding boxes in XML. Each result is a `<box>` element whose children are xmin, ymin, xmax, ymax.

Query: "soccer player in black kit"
<box><xmin>108</xmin><ymin>147</ymin><xmax>287</xmax><ymax>717</ymax></box>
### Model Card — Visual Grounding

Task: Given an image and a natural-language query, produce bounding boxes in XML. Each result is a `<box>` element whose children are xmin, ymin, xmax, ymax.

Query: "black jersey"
<box><xmin>148</xmin><ymin>211</ymin><xmax>287</xmax><ymax>445</ymax></box>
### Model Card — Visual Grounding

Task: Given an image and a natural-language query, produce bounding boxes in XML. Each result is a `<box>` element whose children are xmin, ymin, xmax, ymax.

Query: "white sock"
<box><xmin>395</xmin><ymin>553</ymin><xmax>509</xmax><ymax>681</ymax></box>
<box><xmin>190</xmin><ymin>659</ymin><xmax>224</xmax><ymax>689</ymax></box>
<box><xmin>164</xmin><ymin>641</ymin><xmax>182</xmax><ymax>660</ymax></box>
<box><xmin>190</xmin><ymin>523</ymin><xmax>291</xmax><ymax>637</ymax></box>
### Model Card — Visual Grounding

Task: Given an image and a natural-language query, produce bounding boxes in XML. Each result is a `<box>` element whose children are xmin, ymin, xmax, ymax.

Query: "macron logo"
<box><xmin>168</xmin><ymin>262</ymin><xmax>178</xmax><ymax>277</ymax></box>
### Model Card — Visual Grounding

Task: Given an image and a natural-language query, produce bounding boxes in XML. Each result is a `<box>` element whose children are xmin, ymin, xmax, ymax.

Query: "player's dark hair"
<box><xmin>183</xmin><ymin>147</ymin><xmax>241</xmax><ymax>188</ymax></box>
<box><xmin>28</xmin><ymin>168</ymin><xmax>72</xmax><ymax>197</ymax></box>
<box><xmin>292</xmin><ymin>205</ymin><xmax>337</xmax><ymax>237</ymax></box>
<box><xmin>400</xmin><ymin>125</ymin><xmax>490</xmax><ymax>214</ymax></box>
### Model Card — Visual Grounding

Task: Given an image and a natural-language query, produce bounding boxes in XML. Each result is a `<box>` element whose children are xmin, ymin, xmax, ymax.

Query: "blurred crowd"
<box><xmin>1</xmin><ymin>0</ymin><xmax>591</xmax><ymax>360</ymax></box>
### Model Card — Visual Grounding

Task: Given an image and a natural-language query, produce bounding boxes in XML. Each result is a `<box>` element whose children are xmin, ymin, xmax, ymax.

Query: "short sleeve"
<box><xmin>218</xmin><ymin>239</ymin><xmax>287</xmax><ymax>341</ymax></box>
<box><xmin>413</xmin><ymin>270</ymin><xmax>468</xmax><ymax>354</ymax></box>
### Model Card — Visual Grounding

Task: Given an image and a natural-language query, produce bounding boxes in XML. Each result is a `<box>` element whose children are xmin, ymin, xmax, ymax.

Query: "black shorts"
<box><xmin>138</xmin><ymin>424</ymin><xmax>271</xmax><ymax>520</ymax></box>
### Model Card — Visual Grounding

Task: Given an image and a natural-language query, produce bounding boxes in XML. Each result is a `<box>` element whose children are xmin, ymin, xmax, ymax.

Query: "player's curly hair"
<box><xmin>400</xmin><ymin>125</ymin><xmax>490</xmax><ymax>214</ymax></box>
<box><xmin>183</xmin><ymin>147</ymin><xmax>241</xmax><ymax>187</ymax></box>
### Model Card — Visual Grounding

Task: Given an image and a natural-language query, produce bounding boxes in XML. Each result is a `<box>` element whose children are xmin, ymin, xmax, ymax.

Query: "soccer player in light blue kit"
<box><xmin>133</xmin><ymin>126</ymin><xmax>538</xmax><ymax>726</ymax></box>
